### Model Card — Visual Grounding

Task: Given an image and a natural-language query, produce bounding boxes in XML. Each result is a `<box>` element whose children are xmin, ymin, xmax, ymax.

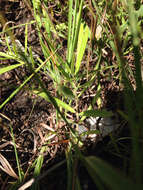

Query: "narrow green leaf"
<box><xmin>127</xmin><ymin>0</ymin><xmax>140</xmax><ymax>46</ymax></box>
<box><xmin>33</xmin><ymin>90</ymin><xmax>76</xmax><ymax>113</ymax></box>
<box><xmin>42</xmin><ymin>4</ymin><xmax>57</xmax><ymax>38</ymax></box>
<box><xmin>66</xmin><ymin>149</ymin><xmax>73</xmax><ymax>190</ymax></box>
<box><xmin>75</xmin><ymin>23</ymin><xmax>89</xmax><ymax>74</ymax></box>
<box><xmin>24</xmin><ymin>23</ymin><xmax>28</xmax><ymax>55</ymax></box>
<box><xmin>0</xmin><ymin>62</ymin><xmax>25</xmax><ymax>75</ymax></box>
<box><xmin>0</xmin><ymin>52</ymin><xmax>16</xmax><ymax>59</ymax></box>
<box><xmin>9</xmin><ymin>124</ymin><xmax>22</xmax><ymax>181</ymax></box>
<box><xmin>34</xmin><ymin>148</ymin><xmax>45</xmax><ymax>177</ymax></box>
<box><xmin>80</xmin><ymin>109</ymin><xmax>113</xmax><ymax>117</ymax></box>
<box><xmin>58</xmin><ymin>85</ymin><xmax>74</xmax><ymax>99</ymax></box>
<box><xmin>81</xmin><ymin>156</ymin><xmax>142</xmax><ymax>190</ymax></box>
<box><xmin>67</xmin><ymin>0</ymin><xmax>84</xmax><ymax>70</ymax></box>
<box><xmin>75</xmin><ymin>176</ymin><xmax>82</xmax><ymax>190</ymax></box>
<box><xmin>67</xmin><ymin>0</ymin><xmax>73</xmax><ymax>62</ymax></box>
<box><xmin>55</xmin><ymin>98</ymin><xmax>75</xmax><ymax>113</ymax></box>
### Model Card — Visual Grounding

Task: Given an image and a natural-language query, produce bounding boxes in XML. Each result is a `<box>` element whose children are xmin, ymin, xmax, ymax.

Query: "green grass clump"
<box><xmin>0</xmin><ymin>0</ymin><xmax>143</xmax><ymax>189</ymax></box>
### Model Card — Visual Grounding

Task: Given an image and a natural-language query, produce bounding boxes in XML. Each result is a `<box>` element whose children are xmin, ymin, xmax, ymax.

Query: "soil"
<box><xmin>0</xmin><ymin>1</ymin><xmax>139</xmax><ymax>189</ymax></box>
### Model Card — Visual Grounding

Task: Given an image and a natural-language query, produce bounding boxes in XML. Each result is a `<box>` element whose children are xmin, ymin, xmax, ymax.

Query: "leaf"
<box><xmin>81</xmin><ymin>156</ymin><xmax>142</xmax><ymax>190</ymax></box>
<box><xmin>58</xmin><ymin>85</ymin><xmax>74</xmax><ymax>99</ymax></box>
<box><xmin>55</xmin><ymin>98</ymin><xmax>75</xmax><ymax>113</ymax></box>
<box><xmin>33</xmin><ymin>90</ymin><xmax>76</xmax><ymax>113</ymax></box>
<box><xmin>34</xmin><ymin>148</ymin><xmax>45</xmax><ymax>177</ymax></box>
<box><xmin>135</xmin><ymin>5</ymin><xmax>143</xmax><ymax>18</ymax></box>
<box><xmin>79</xmin><ymin>109</ymin><xmax>113</xmax><ymax>117</ymax></box>
<box><xmin>0</xmin><ymin>52</ymin><xmax>16</xmax><ymax>59</ymax></box>
<box><xmin>0</xmin><ymin>62</ymin><xmax>25</xmax><ymax>75</ymax></box>
<box><xmin>75</xmin><ymin>23</ymin><xmax>89</xmax><ymax>74</ymax></box>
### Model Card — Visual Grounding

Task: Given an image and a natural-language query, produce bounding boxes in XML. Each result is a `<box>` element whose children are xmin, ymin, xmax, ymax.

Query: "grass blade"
<box><xmin>33</xmin><ymin>90</ymin><xmax>76</xmax><ymax>113</ymax></box>
<box><xmin>80</xmin><ymin>109</ymin><xmax>113</xmax><ymax>117</ymax></box>
<box><xmin>81</xmin><ymin>156</ymin><xmax>143</xmax><ymax>190</ymax></box>
<box><xmin>0</xmin><ymin>62</ymin><xmax>25</xmax><ymax>75</ymax></box>
<box><xmin>75</xmin><ymin>23</ymin><xmax>89</xmax><ymax>74</ymax></box>
<box><xmin>9</xmin><ymin>124</ymin><xmax>23</xmax><ymax>182</ymax></box>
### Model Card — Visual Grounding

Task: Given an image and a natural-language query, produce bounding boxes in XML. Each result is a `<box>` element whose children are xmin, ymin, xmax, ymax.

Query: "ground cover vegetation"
<box><xmin>0</xmin><ymin>0</ymin><xmax>143</xmax><ymax>189</ymax></box>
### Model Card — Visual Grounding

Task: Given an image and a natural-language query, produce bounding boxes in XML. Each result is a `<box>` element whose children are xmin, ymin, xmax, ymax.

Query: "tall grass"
<box><xmin>0</xmin><ymin>0</ymin><xmax>143</xmax><ymax>189</ymax></box>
